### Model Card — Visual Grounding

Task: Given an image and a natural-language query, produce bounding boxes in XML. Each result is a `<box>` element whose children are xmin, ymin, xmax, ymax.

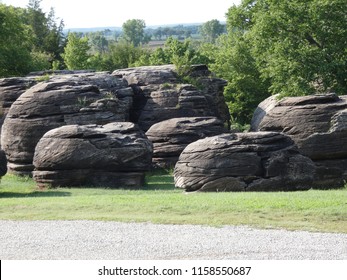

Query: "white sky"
<box><xmin>2</xmin><ymin>0</ymin><xmax>241</xmax><ymax>28</ymax></box>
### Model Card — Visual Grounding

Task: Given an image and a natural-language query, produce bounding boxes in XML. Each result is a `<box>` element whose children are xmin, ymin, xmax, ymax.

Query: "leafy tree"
<box><xmin>199</xmin><ymin>19</ymin><xmax>225</xmax><ymax>43</ymax></box>
<box><xmin>228</xmin><ymin>0</ymin><xmax>347</xmax><ymax>96</ymax></box>
<box><xmin>62</xmin><ymin>33</ymin><xmax>91</xmax><ymax>70</ymax></box>
<box><xmin>88</xmin><ymin>32</ymin><xmax>109</xmax><ymax>54</ymax></box>
<box><xmin>99</xmin><ymin>40</ymin><xmax>148</xmax><ymax>71</ymax></box>
<box><xmin>122</xmin><ymin>19</ymin><xmax>150</xmax><ymax>47</ymax></box>
<box><xmin>0</xmin><ymin>4</ymin><xmax>32</xmax><ymax>77</ymax></box>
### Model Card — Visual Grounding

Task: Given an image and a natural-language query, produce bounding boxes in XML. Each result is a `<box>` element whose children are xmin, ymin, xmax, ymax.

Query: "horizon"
<box><xmin>2</xmin><ymin>0</ymin><xmax>240</xmax><ymax>29</ymax></box>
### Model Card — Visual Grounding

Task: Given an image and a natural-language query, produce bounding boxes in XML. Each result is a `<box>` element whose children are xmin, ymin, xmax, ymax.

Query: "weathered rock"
<box><xmin>146</xmin><ymin>117</ymin><xmax>228</xmax><ymax>168</ymax></box>
<box><xmin>0</xmin><ymin>76</ymin><xmax>39</xmax><ymax>143</ymax></box>
<box><xmin>1</xmin><ymin>72</ymin><xmax>133</xmax><ymax>175</ymax></box>
<box><xmin>251</xmin><ymin>93</ymin><xmax>347</xmax><ymax>188</ymax></box>
<box><xmin>174</xmin><ymin>132</ymin><xmax>316</xmax><ymax>192</ymax></box>
<box><xmin>33</xmin><ymin>122</ymin><xmax>152</xmax><ymax>188</ymax></box>
<box><xmin>113</xmin><ymin>65</ymin><xmax>230</xmax><ymax>131</ymax></box>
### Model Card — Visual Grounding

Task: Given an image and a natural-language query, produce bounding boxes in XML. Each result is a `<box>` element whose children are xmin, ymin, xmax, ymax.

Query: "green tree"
<box><xmin>0</xmin><ymin>4</ymin><xmax>32</xmax><ymax>77</ymax></box>
<box><xmin>122</xmin><ymin>19</ymin><xmax>150</xmax><ymax>47</ymax></box>
<box><xmin>199</xmin><ymin>19</ymin><xmax>225</xmax><ymax>43</ymax></box>
<box><xmin>62</xmin><ymin>33</ymin><xmax>91</xmax><ymax>70</ymax></box>
<box><xmin>228</xmin><ymin>0</ymin><xmax>347</xmax><ymax>96</ymax></box>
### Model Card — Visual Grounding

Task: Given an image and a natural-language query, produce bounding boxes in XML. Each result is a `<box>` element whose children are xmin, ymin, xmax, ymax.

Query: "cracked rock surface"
<box><xmin>146</xmin><ymin>116</ymin><xmax>228</xmax><ymax>168</ymax></box>
<box><xmin>174</xmin><ymin>132</ymin><xmax>316</xmax><ymax>192</ymax></box>
<box><xmin>251</xmin><ymin>93</ymin><xmax>347</xmax><ymax>189</ymax></box>
<box><xmin>1</xmin><ymin>72</ymin><xmax>132</xmax><ymax>175</ymax></box>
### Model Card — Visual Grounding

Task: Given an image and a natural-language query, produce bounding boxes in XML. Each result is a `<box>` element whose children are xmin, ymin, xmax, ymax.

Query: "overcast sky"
<box><xmin>2</xmin><ymin>0</ymin><xmax>241</xmax><ymax>28</ymax></box>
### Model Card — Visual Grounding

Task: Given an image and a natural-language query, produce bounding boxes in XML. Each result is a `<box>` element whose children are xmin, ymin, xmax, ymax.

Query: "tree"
<box><xmin>228</xmin><ymin>0</ymin><xmax>347</xmax><ymax>96</ymax></box>
<box><xmin>122</xmin><ymin>19</ymin><xmax>150</xmax><ymax>47</ymax></box>
<box><xmin>62</xmin><ymin>33</ymin><xmax>91</xmax><ymax>70</ymax></box>
<box><xmin>199</xmin><ymin>19</ymin><xmax>225</xmax><ymax>43</ymax></box>
<box><xmin>0</xmin><ymin>4</ymin><xmax>33</xmax><ymax>77</ymax></box>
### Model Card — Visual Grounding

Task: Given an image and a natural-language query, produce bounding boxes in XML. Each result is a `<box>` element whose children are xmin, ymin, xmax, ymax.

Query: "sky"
<box><xmin>2</xmin><ymin>0</ymin><xmax>241</xmax><ymax>29</ymax></box>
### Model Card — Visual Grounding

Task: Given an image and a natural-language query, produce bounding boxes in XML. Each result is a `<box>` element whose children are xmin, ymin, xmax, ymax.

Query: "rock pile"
<box><xmin>33</xmin><ymin>122</ymin><xmax>152</xmax><ymax>188</ymax></box>
<box><xmin>174</xmin><ymin>132</ymin><xmax>316</xmax><ymax>192</ymax></box>
<box><xmin>251</xmin><ymin>93</ymin><xmax>347</xmax><ymax>188</ymax></box>
<box><xmin>1</xmin><ymin>72</ymin><xmax>132</xmax><ymax>175</ymax></box>
<box><xmin>113</xmin><ymin>65</ymin><xmax>230</xmax><ymax>131</ymax></box>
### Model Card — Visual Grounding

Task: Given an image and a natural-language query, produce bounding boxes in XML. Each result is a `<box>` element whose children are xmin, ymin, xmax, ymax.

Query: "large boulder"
<box><xmin>146</xmin><ymin>117</ymin><xmax>228</xmax><ymax>168</ymax></box>
<box><xmin>1</xmin><ymin>72</ymin><xmax>133</xmax><ymax>175</ymax></box>
<box><xmin>0</xmin><ymin>71</ymin><xmax>96</xmax><ymax>144</ymax></box>
<box><xmin>113</xmin><ymin>64</ymin><xmax>230</xmax><ymax>131</ymax></box>
<box><xmin>33</xmin><ymin>122</ymin><xmax>152</xmax><ymax>188</ymax></box>
<box><xmin>251</xmin><ymin>93</ymin><xmax>347</xmax><ymax>188</ymax></box>
<box><xmin>174</xmin><ymin>132</ymin><xmax>316</xmax><ymax>192</ymax></box>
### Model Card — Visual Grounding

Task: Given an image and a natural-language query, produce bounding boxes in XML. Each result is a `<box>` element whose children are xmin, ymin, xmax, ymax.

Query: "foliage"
<box><xmin>0</xmin><ymin>4</ymin><xmax>33</xmax><ymax>77</ymax></box>
<box><xmin>0</xmin><ymin>1</ymin><xmax>65</xmax><ymax>77</ymax></box>
<box><xmin>62</xmin><ymin>33</ymin><xmax>91</xmax><ymax>70</ymax></box>
<box><xmin>202</xmin><ymin>33</ymin><xmax>270</xmax><ymax>125</ymax></box>
<box><xmin>199</xmin><ymin>19</ymin><xmax>225</xmax><ymax>43</ymax></box>
<box><xmin>228</xmin><ymin>0</ymin><xmax>347</xmax><ymax>97</ymax></box>
<box><xmin>122</xmin><ymin>19</ymin><xmax>150</xmax><ymax>47</ymax></box>
<box><xmin>95</xmin><ymin>40</ymin><xmax>149</xmax><ymax>71</ymax></box>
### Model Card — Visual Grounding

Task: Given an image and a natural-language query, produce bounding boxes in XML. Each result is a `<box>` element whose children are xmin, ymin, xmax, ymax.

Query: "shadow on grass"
<box><xmin>143</xmin><ymin>174</ymin><xmax>175</xmax><ymax>191</ymax></box>
<box><xmin>0</xmin><ymin>191</ymin><xmax>71</xmax><ymax>198</ymax></box>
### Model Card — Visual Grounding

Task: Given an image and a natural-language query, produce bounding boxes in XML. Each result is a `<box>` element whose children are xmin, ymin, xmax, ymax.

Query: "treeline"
<box><xmin>1</xmin><ymin>0</ymin><xmax>346</xmax><ymax>126</ymax></box>
<box><xmin>0</xmin><ymin>0</ymin><xmax>65</xmax><ymax>77</ymax></box>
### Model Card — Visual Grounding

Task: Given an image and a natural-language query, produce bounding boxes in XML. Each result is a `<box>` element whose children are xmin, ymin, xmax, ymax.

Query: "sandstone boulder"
<box><xmin>251</xmin><ymin>93</ymin><xmax>347</xmax><ymax>188</ymax></box>
<box><xmin>1</xmin><ymin>72</ymin><xmax>133</xmax><ymax>175</ymax></box>
<box><xmin>146</xmin><ymin>117</ymin><xmax>228</xmax><ymax>168</ymax></box>
<box><xmin>113</xmin><ymin>65</ymin><xmax>230</xmax><ymax>131</ymax></box>
<box><xmin>33</xmin><ymin>122</ymin><xmax>152</xmax><ymax>188</ymax></box>
<box><xmin>174</xmin><ymin>132</ymin><xmax>316</xmax><ymax>192</ymax></box>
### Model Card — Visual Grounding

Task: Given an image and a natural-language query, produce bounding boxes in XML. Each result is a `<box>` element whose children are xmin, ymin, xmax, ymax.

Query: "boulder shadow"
<box><xmin>0</xmin><ymin>191</ymin><xmax>71</xmax><ymax>198</ymax></box>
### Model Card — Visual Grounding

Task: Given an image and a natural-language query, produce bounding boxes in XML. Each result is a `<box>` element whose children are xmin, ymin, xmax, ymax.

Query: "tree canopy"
<box><xmin>122</xmin><ymin>19</ymin><xmax>150</xmax><ymax>47</ymax></box>
<box><xmin>227</xmin><ymin>0</ymin><xmax>347</xmax><ymax>96</ymax></box>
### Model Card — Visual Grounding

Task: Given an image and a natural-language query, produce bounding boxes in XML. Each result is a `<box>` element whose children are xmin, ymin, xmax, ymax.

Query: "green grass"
<box><xmin>0</xmin><ymin>174</ymin><xmax>347</xmax><ymax>233</ymax></box>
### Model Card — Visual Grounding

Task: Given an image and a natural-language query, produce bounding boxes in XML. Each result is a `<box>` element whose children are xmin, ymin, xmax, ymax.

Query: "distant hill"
<box><xmin>63</xmin><ymin>22</ymin><xmax>211</xmax><ymax>34</ymax></box>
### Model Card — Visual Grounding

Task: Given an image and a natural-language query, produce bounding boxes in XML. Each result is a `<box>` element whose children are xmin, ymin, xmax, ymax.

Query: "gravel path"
<box><xmin>0</xmin><ymin>220</ymin><xmax>346</xmax><ymax>260</ymax></box>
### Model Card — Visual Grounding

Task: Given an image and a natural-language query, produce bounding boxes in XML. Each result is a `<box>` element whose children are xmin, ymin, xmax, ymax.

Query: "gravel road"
<box><xmin>0</xmin><ymin>220</ymin><xmax>346</xmax><ymax>260</ymax></box>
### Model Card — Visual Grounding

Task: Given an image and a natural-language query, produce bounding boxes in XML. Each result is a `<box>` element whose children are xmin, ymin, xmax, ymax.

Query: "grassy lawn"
<box><xmin>0</xmin><ymin>174</ymin><xmax>346</xmax><ymax>233</ymax></box>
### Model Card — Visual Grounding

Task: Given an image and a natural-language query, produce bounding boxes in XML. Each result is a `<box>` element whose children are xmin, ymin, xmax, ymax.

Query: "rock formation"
<box><xmin>1</xmin><ymin>72</ymin><xmax>133</xmax><ymax>175</ymax></box>
<box><xmin>251</xmin><ymin>93</ymin><xmax>347</xmax><ymax>188</ymax></box>
<box><xmin>113</xmin><ymin>64</ymin><xmax>230</xmax><ymax>131</ymax></box>
<box><xmin>1</xmin><ymin>65</ymin><xmax>231</xmax><ymax>181</ymax></box>
<box><xmin>33</xmin><ymin>122</ymin><xmax>152</xmax><ymax>188</ymax></box>
<box><xmin>174</xmin><ymin>132</ymin><xmax>316</xmax><ymax>192</ymax></box>
<box><xmin>146</xmin><ymin>117</ymin><xmax>228</xmax><ymax>168</ymax></box>
<box><xmin>0</xmin><ymin>76</ymin><xmax>39</xmax><ymax>142</ymax></box>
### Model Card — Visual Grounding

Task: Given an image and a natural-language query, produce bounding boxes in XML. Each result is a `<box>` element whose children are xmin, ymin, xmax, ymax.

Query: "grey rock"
<box><xmin>1</xmin><ymin>72</ymin><xmax>133</xmax><ymax>175</ymax></box>
<box><xmin>113</xmin><ymin>64</ymin><xmax>230</xmax><ymax>131</ymax></box>
<box><xmin>0</xmin><ymin>76</ymin><xmax>39</xmax><ymax>144</ymax></box>
<box><xmin>146</xmin><ymin>117</ymin><xmax>228</xmax><ymax>168</ymax></box>
<box><xmin>174</xmin><ymin>132</ymin><xmax>316</xmax><ymax>192</ymax></box>
<box><xmin>251</xmin><ymin>93</ymin><xmax>347</xmax><ymax>188</ymax></box>
<box><xmin>33</xmin><ymin>122</ymin><xmax>152</xmax><ymax>188</ymax></box>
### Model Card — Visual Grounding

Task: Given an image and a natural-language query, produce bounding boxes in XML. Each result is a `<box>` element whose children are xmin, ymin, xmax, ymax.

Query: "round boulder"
<box><xmin>174</xmin><ymin>132</ymin><xmax>316</xmax><ymax>192</ymax></box>
<box><xmin>33</xmin><ymin>122</ymin><xmax>152</xmax><ymax>188</ymax></box>
<box><xmin>146</xmin><ymin>117</ymin><xmax>228</xmax><ymax>168</ymax></box>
